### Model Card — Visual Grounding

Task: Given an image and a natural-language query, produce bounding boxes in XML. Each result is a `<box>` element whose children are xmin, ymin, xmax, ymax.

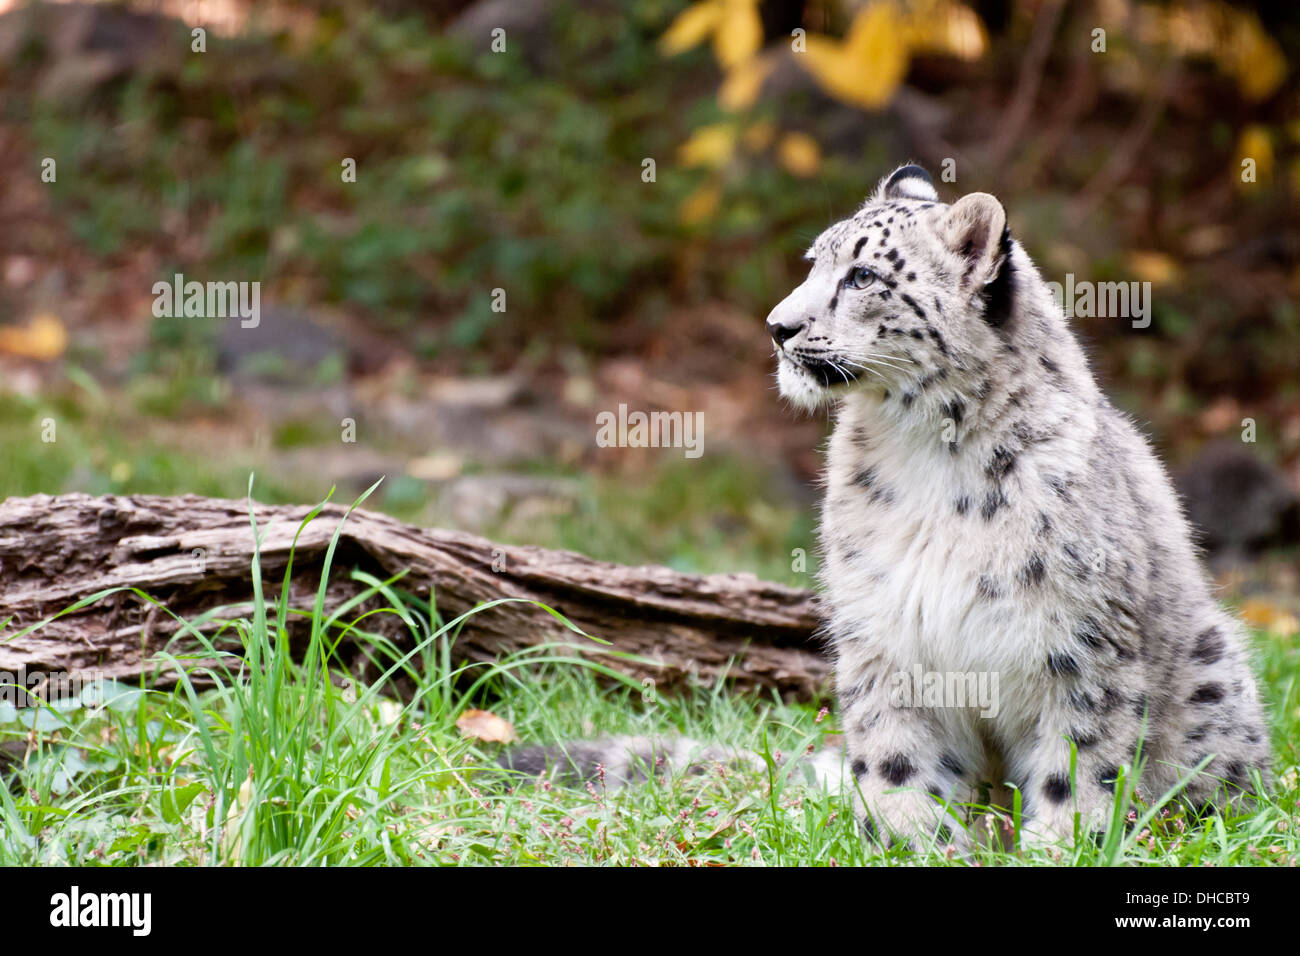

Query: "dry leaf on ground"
<box><xmin>455</xmin><ymin>709</ymin><xmax>517</xmax><ymax>744</ymax></box>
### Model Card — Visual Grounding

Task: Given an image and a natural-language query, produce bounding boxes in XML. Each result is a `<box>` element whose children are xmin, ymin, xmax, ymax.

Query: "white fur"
<box><xmin>768</xmin><ymin>167</ymin><xmax>1271</xmax><ymax>849</ymax></box>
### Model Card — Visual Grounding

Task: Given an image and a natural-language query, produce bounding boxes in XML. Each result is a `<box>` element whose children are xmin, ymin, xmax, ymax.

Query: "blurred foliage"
<box><xmin>664</xmin><ymin>0</ymin><xmax>986</xmax><ymax>112</ymax></box>
<box><xmin>0</xmin><ymin>0</ymin><xmax>1297</xmax><ymax>454</ymax></box>
<box><xmin>9</xmin><ymin>0</ymin><xmax>884</xmax><ymax>364</ymax></box>
<box><xmin>1135</xmin><ymin>0</ymin><xmax>1286</xmax><ymax>102</ymax></box>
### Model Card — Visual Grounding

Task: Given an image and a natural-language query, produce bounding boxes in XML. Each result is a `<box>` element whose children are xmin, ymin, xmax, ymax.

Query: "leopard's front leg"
<box><xmin>839</xmin><ymin>665</ymin><xmax>980</xmax><ymax>849</ymax></box>
<box><xmin>1010</xmin><ymin>662</ymin><xmax>1146</xmax><ymax>850</ymax></box>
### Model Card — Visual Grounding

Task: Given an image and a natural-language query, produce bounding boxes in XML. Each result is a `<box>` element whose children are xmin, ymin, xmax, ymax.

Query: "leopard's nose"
<box><xmin>766</xmin><ymin>316</ymin><xmax>807</xmax><ymax>349</ymax></box>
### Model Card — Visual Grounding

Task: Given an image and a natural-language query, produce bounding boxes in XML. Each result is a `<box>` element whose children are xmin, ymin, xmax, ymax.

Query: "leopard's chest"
<box><xmin>818</xmin><ymin>430</ymin><xmax>1066</xmax><ymax>679</ymax></box>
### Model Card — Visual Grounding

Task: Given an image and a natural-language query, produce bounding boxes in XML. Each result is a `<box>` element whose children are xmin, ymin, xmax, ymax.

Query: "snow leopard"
<box><xmin>500</xmin><ymin>165</ymin><xmax>1272</xmax><ymax>850</ymax></box>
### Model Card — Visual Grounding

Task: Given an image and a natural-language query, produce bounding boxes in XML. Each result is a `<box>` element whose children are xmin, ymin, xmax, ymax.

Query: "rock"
<box><xmin>438</xmin><ymin>473</ymin><xmax>580</xmax><ymax>532</ymax></box>
<box><xmin>0</xmin><ymin>2</ymin><xmax>186</xmax><ymax>102</ymax></box>
<box><xmin>1174</xmin><ymin>441</ymin><xmax>1300</xmax><ymax>566</ymax></box>
<box><xmin>275</xmin><ymin>446</ymin><xmax>407</xmax><ymax>499</ymax></box>
<box><xmin>445</xmin><ymin>0</ymin><xmax>625</xmax><ymax>73</ymax></box>
<box><xmin>378</xmin><ymin>382</ymin><xmax>589</xmax><ymax>466</ymax></box>
<box><xmin>216</xmin><ymin>306</ymin><xmax>348</xmax><ymax>387</ymax></box>
<box><xmin>446</xmin><ymin>0</ymin><xmax>555</xmax><ymax>67</ymax></box>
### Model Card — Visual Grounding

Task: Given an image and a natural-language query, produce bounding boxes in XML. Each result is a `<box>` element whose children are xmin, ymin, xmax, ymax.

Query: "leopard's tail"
<box><xmin>497</xmin><ymin>735</ymin><xmax>850</xmax><ymax>791</ymax></box>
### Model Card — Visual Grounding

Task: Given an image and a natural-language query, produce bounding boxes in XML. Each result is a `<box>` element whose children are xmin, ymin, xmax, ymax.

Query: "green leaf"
<box><xmin>162</xmin><ymin>783</ymin><xmax>207</xmax><ymax>825</ymax></box>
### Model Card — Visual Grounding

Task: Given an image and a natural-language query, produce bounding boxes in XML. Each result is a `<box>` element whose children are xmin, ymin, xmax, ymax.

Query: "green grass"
<box><xmin>0</xmin><ymin>389</ymin><xmax>293</xmax><ymax>503</ymax></box>
<box><xmin>0</xmin><ymin>384</ymin><xmax>815</xmax><ymax>586</ymax></box>
<box><xmin>1</xmin><ymin>487</ymin><xmax>1296</xmax><ymax>866</ymax></box>
<box><xmin>466</xmin><ymin>457</ymin><xmax>817</xmax><ymax>586</ymax></box>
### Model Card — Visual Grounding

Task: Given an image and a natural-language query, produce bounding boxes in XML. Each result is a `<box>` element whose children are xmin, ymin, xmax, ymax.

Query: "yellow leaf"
<box><xmin>904</xmin><ymin>0</ymin><xmax>987</xmax><ymax>61</ymax></box>
<box><xmin>845</xmin><ymin>1</ymin><xmax>904</xmax><ymax>58</ymax></box>
<box><xmin>1126</xmin><ymin>250</ymin><xmax>1180</xmax><ymax>286</ymax></box>
<box><xmin>719</xmin><ymin>53</ymin><xmax>773</xmax><ymax>111</ymax></box>
<box><xmin>1239</xmin><ymin>598</ymin><xmax>1298</xmax><ymax>637</ymax></box>
<box><xmin>777</xmin><ymin>131</ymin><xmax>821</xmax><ymax>177</ymax></box>
<box><xmin>659</xmin><ymin>0</ymin><xmax>723</xmax><ymax>56</ymax></box>
<box><xmin>1237</xmin><ymin>124</ymin><xmax>1273</xmax><ymax>187</ymax></box>
<box><xmin>712</xmin><ymin>0</ymin><xmax>763</xmax><ymax>69</ymax></box>
<box><xmin>678</xmin><ymin>122</ymin><xmax>737</xmax><ymax>168</ymax></box>
<box><xmin>377</xmin><ymin>700</ymin><xmax>403</xmax><ymax>726</ymax></box>
<box><xmin>455</xmin><ymin>708</ymin><xmax>517</xmax><ymax>744</ymax></box>
<box><xmin>800</xmin><ymin>4</ymin><xmax>909</xmax><ymax>111</ymax></box>
<box><xmin>407</xmin><ymin>453</ymin><xmax>463</xmax><ymax>480</ymax></box>
<box><xmin>742</xmin><ymin>119</ymin><xmax>777</xmax><ymax>152</ymax></box>
<box><xmin>1225</xmin><ymin>9</ymin><xmax>1286</xmax><ymax>102</ymax></box>
<box><xmin>0</xmin><ymin>312</ymin><xmax>67</xmax><ymax>360</ymax></box>
<box><xmin>679</xmin><ymin>183</ymin><xmax>722</xmax><ymax>225</ymax></box>
<box><xmin>1150</xmin><ymin>3</ymin><xmax>1285</xmax><ymax>103</ymax></box>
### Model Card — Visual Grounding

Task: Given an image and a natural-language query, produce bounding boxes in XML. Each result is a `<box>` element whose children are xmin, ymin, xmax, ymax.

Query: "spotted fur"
<box><xmin>497</xmin><ymin>166</ymin><xmax>1271</xmax><ymax>852</ymax></box>
<box><xmin>767</xmin><ymin>164</ymin><xmax>1271</xmax><ymax>848</ymax></box>
<box><xmin>498</xmin><ymin>734</ymin><xmax>849</xmax><ymax>791</ymax></box>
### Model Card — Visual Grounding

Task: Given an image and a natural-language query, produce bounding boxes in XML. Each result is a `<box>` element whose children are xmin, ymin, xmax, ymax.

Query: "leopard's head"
<box><xmin>767</xmin><ymin>165</ymin><xmax>1016</xmax><ymax>411</ymax></box>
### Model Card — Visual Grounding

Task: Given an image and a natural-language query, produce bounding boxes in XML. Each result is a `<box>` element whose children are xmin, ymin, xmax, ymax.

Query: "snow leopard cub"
<box><xmin>769</xmin><ymin>163</ymin><xmax>1271</xmax><ymax>847</ymax></box>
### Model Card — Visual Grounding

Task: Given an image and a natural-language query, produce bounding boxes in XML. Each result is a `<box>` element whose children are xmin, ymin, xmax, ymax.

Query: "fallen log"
<box><xmin>0</xmin><ymin>493</ymin><xmax>830</xmax><ymax>699</ymax></box>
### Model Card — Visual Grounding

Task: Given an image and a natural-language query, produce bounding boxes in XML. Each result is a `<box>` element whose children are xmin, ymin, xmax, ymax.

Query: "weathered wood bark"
<box><xmin>0</xmin><ymin>494</ymin><xmax>830</xmax><ymax>699</ymax></box>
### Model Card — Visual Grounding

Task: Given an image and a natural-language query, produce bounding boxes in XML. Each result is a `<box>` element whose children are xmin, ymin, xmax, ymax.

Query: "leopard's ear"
<box><xmin>943</xmin><ymin>192</ymin><xmax>1015</xmax><ymax>326</ymax></box>
<box><xmin>942</xmin><ymin>192</ymin><xmax>1008</xmax><ymax>289</ymax></box>
<box><xmin>874</xmin><ymin>164</ymin><xmax>938</xmax><ymax>202</ymax></box>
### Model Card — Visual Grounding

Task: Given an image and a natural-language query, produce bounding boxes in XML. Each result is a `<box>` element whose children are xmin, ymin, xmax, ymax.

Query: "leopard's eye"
<box><xmin>844</xmin><ymin>266</ymin><xmax>876</xmax><ymax>290</ymax></box>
